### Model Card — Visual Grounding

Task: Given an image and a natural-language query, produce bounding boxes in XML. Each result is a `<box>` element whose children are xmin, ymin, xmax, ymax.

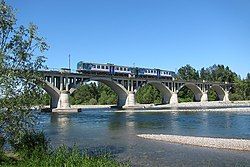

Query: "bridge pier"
<box><xmin>57</xmin><ymin>91</ymin><xmax>71</xmax><ymax>109</ymax></box>
<box><xmin>125</xmin><ymin>91</ymin><xmax>136</xmax><ymax>107</ymax></box>
<box><xmin>200</xmin><ymin>92</ymin><xmax>208</xmax><ymax>102</ymax></box>
<box><xmin>222</xmin><ymin>91</ymin><xmax>230</xmax><ymax>102</ymax></box>
<box><xmin>169</xmin><ymin>92</ymin><xmax>178</xmax><ymax>104</ymax></box>
<box><xmin>51</xmin><ymin>91</ymin><xmax>79</xmax><ymax>112</ymax></box>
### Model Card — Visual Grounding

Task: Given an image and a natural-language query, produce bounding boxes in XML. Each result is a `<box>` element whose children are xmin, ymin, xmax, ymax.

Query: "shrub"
<box><xmin>0</xmin><ymin>135</ymin><xmax>4</xmax><ymax>149</ymax></box>
<box><xmin>89</xmin><ymin>98</ymin><xmax>98</xmax><ymax>105</ymax></box>
<box><xmin>0</xmin><ymin>135</ymin><xmax>5</xmax><ymax>161</ymax></box>
<box><xmin>10</xmin><ymin>131</ymin><xmax>49</xmax><ymax>157</ymax></box>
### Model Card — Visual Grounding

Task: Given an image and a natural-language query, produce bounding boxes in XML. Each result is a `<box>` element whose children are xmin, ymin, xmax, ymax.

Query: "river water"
<box><xmin>37</xmin><ymin>109</ymin><xmax>250</xmax><ymax>167</ymax></box>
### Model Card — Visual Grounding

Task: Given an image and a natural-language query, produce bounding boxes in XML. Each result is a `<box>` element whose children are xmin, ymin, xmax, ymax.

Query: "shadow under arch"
<box><xmin>209</xmin><ymin>84</ymin><xmax>226</xmax><ymax>101</ymax></box>
<box><xmin>70</xmin><ymin>77</ymin><xmax>129</xmax><ymax>107</ymax></box>
<box><xmin>177</xmin><ymin>83</ymin><xmax>203</xmax><ymax>102</ymax></box>
<box><xmin>135</xmin><ymin>81</ymin><xmax>173</xmax><ymax>104</ymax></box>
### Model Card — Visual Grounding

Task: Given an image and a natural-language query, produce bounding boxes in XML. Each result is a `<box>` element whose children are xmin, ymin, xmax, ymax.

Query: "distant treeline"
<box><xmin>40</xmin><ymin>64</ymin><xmax>250</xmax><ymax>105</ymax></box>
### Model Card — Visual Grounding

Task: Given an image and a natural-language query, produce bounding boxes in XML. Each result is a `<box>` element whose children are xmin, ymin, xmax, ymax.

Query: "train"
<box><xmin>76</xmin><ymin>61</ymin><xmax>175</xmax><ymax>79</ymax></box>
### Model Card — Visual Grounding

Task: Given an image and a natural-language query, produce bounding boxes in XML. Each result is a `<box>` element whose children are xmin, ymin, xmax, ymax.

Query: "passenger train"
<box><xmin>77</xmin><ymin>61</ymin><xmax>175</xmax><ymax>79</ymax></box>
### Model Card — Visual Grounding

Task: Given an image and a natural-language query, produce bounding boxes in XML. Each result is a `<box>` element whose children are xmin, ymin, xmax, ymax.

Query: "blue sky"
<box><xmin>7</xmin><ymin>0</ymin><xmax>250</xmax><ymax>77</ymax></box>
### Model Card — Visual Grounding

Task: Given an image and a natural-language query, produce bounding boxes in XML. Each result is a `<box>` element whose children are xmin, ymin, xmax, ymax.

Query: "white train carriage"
<box><xmin>77</xmin><ymin>61</ymin><xmax>175</xmax><ymax>79</ymax></box>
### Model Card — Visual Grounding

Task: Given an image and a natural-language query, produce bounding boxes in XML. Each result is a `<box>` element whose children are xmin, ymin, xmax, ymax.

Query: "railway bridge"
<box><xmin>41</xmin><ymin>69</ymin><xmax>231</xmax><ymax>111</ymax></box>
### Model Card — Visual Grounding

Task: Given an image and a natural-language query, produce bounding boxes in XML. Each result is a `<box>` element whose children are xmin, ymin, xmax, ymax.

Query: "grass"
<box><xmin>0</xmin><ymin>146</ymin><xmax>129</xmax><ymax>167</ymax></box>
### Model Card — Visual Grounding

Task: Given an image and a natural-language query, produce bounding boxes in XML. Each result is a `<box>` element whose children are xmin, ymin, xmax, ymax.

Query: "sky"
<box><xmin>7</xmin><ymin>0</ymin><xmax>250</xmax><ymax>77</ymax></box>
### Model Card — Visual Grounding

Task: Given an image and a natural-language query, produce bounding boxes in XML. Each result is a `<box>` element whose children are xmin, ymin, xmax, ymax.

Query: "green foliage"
<box><xmin>0</xmin><ymin>135</ymin><xmax>4</xmax><ymax>160</ymax></box>
<box><xmin>178</xmin><ymin>87</ymin><xmax>194</xmax><ymax>103</ymax></box>
<box><xmin>10</xmin><ymin>131</ymin><xmax>48</xmax><ymax>158</ymax></box>
<box><xmin>0</xmin><ymin>1</ymin><xmax>48</xmax><ymax>150</ymax></box>
<box><xmin>39</xmin><ymin>93</ymin><xmax>50</xmax><ymax>105</ymax></box>
<box><xmin>89</xmin><ymin>98</ymin><xmax>98</xmax><ymax>105</ymax></box>
<box><xmin>136</xmin><ymin>84</ymin><xmax>162</xmax><ymax>104</ymax></box>
<box><xmin>70</xmin><ymin>83</ymin><xmax>118</xmax><ymax>105</ymax></box>
<box><xmin>177</xmin><ymin>64</ymin><xmax>250</xmax><ymax>102</ymax></box>
<box><xmin>177</xmin><ymin>64</ymin><xmax>199</xmax><ymax>81</ymax></box>
<box><xmin>200</xmin><ymin>64</ymin><xmax>237</xmax><ymax>82</ymax></box>
<box><xmin>207</xmin><ymin>89</ymin><xmax>218</xmax><ymax>101</ymax></box>
<box><xmin>229</xmin><ymin>78</ymin><xmax>248</xmax><ymax>101</ymax></box>
<box><xmin>1</xmin><ymin>145</ymin><xmax>127</xmax><ymax>167</ymax></box>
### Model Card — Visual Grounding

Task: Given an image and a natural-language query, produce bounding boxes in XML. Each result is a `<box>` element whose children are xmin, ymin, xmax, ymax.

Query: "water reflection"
<box><xmin>51</xmin><ymin>113</ymin><xmax>71</xmax><ymax>127</ymax></box>
<box><xmin>108</xmin><ymin>113</ymin><xmax>126</xmax><ymax>130</ymax></box>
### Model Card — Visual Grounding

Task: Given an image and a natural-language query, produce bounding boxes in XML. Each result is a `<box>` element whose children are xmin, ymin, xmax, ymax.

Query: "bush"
<box><xmin>0</xmin><ymin>135</ymin><xmax>4</xmax><ymax>149</ymax></box>
<box><xmin>0</xmin><ymin>135</ymin><xmax>5</xmax><ymax>160</ymax></box>
<box><xmin>89</xmin><ymin>98</ymin><xmax>98</xmax><ymax>105</ymax></box>
<box><xmin>10</xmin><ymin>131</ymin><xmax>49</xmax><ymax>157</ymax></box>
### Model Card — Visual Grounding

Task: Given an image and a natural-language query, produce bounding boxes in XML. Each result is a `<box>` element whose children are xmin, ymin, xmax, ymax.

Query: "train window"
<box><xmin>97</xmin><ymin>65</ymin><xmax>100</xmax><ymax>69</ymax></box>
<box><xmin>101</xmin><ymin>66</ymin><xmax>104</xmax><ymax>69</ymax></box>
<box><xmin>106</xmin><ymin>66</ymin><xmax>109</xmax><ymax>69</ymax></box>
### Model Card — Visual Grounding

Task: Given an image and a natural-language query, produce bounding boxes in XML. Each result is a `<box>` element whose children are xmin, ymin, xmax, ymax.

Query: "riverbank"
<box><xmin>120</xmin><ymin>101</ymin><xmax>250</xmax><ymax>112</ymax></box>
<box><xmin>137</xmin><ymin>134</ymin><xmax>250</xmax><ymax>151</ymax></box>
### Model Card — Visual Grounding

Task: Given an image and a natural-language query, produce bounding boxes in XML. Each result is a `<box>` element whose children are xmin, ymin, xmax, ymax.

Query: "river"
<box><xmin>37</xmin><ymin>109</ymin><xmax>250</xmax><ymax>167</ymax></box>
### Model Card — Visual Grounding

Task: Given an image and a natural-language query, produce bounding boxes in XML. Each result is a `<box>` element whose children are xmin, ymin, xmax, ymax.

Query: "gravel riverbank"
<box><xmin>122</xmin><ymin>101</ymin><xmax>250</xmax><ymax>112</ymax></box>
<box><xmin>138</xmin><ymin>134</ymin><xmax>250</xmax><ymax>151</ymax></box>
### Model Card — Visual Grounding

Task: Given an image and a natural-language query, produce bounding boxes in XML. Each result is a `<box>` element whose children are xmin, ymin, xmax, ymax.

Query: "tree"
<box><xmin>177</xmin><ymin>64</ymin><xmax>199</xmax><ymax>81</ymax></box>
<box><xmin>246</xmin><ymin>73</ymin><xmax>250</xmax><ymax>81</ymax></box>
<box><xmin>200</xmin><ymin>67</ymin><xmax>212</xmax><ymax>81</ymax></box>
<box><xmin>0</xmin><ymin>1</ymin><xmax>48</xmax><ymax>147</ymax></box>
<box><xmin>178</xmin><ymin>87</ymin><xmax>194</xmax><ymax>103</ymax></box>
<box><xmin>136</xmin><ymin>84</ymin><xmax>162</xmax><ymax>104</ymax></box>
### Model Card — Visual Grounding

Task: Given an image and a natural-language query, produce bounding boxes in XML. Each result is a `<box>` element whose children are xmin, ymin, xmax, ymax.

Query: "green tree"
<box><xmin>178</xmin><ymin>87</ymin><xmax>194</xmax><ymax>103</ymax></box>
<box><xmin>70</xmin><ymin>84</ymin><xmax>94</xmax><ymax>104</ymax></box>
<box><xmin>0</xmin><ymin>1</ymin><xmax>48</xmax><ymax>147</ymax></box>
<box><xmin>136</xmin><ymin>84</ymin><xmax>162</xmax><ymax>104</ymax></box>
<box><xmin>70</xmin><ymin>82</ymin><xmax>118</xmax><ymax>105</ymax></box>
<box><xmin>246</xmin><ymin>73</ymin><xmax>250</xmax><ymax>81</ymax></box>
<box><xmin>98</xmin><ymin>91</ymin><xmax>109</xmax><ymax>105</ymax></box>
<box><xmin>200</xmin><ymin>64</ymin><xmax>237</xmax><ymax>82</ymax></box>
<box><xmin>177</xmin><ymin>64</ymin><xmax>199</xmax><ymax>81</ymax></box>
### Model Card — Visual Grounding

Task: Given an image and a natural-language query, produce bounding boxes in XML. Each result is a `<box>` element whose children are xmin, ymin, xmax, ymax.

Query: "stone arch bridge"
<box><xmin>41</xmin><ymin>70</ymin><xmax>231</xmax><ymax>110</ymax></box>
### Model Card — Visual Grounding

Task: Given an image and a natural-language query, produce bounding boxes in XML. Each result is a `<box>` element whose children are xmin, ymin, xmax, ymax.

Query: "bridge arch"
<box><xmin>40</xmin><ymin>81</ymin><xmax>60</xmax><ymax>108</ymax></box>
<box><xmin>70</xmin><ymin>77</ymin><xmax>129</xmax><ymax>107</ymax></box>
<box><xmin>209</xmin><ymin>85</ymin><xmax>227</xmax><ymax>101</ymax></box>
<box><xmin>177</xmin><ymin>83</ymin><xmax>203</xmax><ymax>102</ymax></box>
<box><xmin>135</xmin><ymin>81</ymin><xmax>173</xmax><ymax>104</ymax></box>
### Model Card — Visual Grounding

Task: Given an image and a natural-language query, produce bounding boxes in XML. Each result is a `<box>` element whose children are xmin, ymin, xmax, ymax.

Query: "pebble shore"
<box><xmin>121</xmin><ymin>101</ymin><xmax>250</xmax><ymax>112</ymax></box>
<box><xmin>138</xmin><ymin>134</ymin><xmax>250</xmax><ymax>151</ymax></box>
